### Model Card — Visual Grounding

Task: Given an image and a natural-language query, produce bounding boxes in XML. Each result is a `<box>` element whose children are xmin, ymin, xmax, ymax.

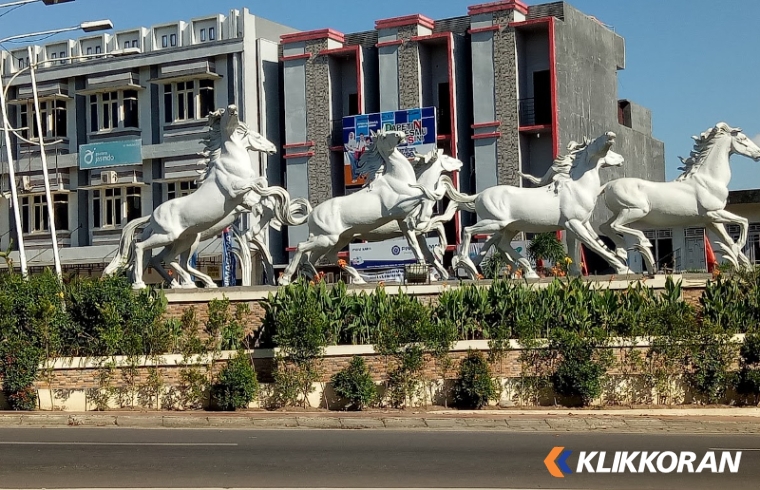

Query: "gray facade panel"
<box><xmin>283</xmin><ymin>62</ymin><xmax>307</xmax><ymax>143</ymax></box>
<box><xmin>470</xmin><ymin>33</ymin><xmax>496</xmax><ymax>123</ymax></box>
<box><xmin>378</xmin><ymin>46</ymin><xmax>399</xmax><ymax>112</ymax></box>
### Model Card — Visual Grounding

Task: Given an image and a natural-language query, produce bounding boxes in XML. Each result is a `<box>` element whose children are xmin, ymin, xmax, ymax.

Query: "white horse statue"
<box><xmin>345</xmin><ymin>149</ymin><xmax>462</xmax><ymax>280</ymax></box>
<box><xmin>279</xmin><ymin>129</ymin><xmax>440</xmax><ymax>285</ymax></box>
<box><xmin>229</xmin><ymin>186</ymin><xmax>312</xmax><ymax>286</ymax></box>
<box><xmin>600</xmin><ymin>122</ymin><xmax>760</xmax><ymax>274</ymax></box>
<box><xmin>430</xmin><ymin>132</ymin><xmax>630</xmax><ymax>279</ymax></box>
<box><xmin>104</xmin><ymin>105</ymin><xmax>274</xmax><ymax>289</ymax></box>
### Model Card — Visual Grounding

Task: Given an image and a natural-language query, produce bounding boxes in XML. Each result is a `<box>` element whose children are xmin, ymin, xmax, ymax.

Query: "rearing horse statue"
<box><xmin>105</xmin><ymin>104</ymin><xmax>267</xmax><ymax>289</ymax></box>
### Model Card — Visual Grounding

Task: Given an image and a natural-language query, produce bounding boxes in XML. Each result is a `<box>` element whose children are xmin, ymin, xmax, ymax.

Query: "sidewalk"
<box><xmin>3</xmin><ymin>408</ymin><xmax>760</xmax><ymax>433</ymax></box>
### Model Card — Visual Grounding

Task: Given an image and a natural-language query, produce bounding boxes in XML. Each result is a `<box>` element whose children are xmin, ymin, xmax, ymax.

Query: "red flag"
<box><xmin>705</xmin><ymin>234</ymin><xmax>718</xmax><ymax>273</ymax></box>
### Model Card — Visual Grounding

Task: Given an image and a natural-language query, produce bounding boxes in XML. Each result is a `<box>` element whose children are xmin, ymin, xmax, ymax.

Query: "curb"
<box><xmin>2</xmin><ymin>414</ymin><xmax>760</xmax><ymax>433</ymax></box>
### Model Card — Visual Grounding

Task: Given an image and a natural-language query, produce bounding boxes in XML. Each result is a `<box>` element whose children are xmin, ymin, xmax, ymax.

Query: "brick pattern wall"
<box><xmin>493</xmin><ymin>10</ymin><xmax>521</xmax><ymax>186</ymax></box>
<box><xmin>397</xmin><ymin>26</ymin><xmax>422</xmax><ymax>110</ymax></box>
<box><xmin>304</xmin><ymin>38</ymin><xmax>334</xmax><ymax>206</ymax></box>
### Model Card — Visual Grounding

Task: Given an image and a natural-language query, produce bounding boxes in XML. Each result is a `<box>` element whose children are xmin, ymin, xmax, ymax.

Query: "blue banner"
<box><xmin>222</xmin><ymin>228</ymin><xmax>236</xmax><ymax>287</ymax></box>
<box><xmin>343</xmin><ymin>107</ymin><xmax>437</xmax><ymax>186</ymax></box>
<box><xmin>189</xmin><ymin>252</ymin><xmax>198</xmax><ymax>283</ymax></box>
<box><xmin>79</xmin><ymin>139</ymin><xmax>143</xmax><ymax>169</ymax></box>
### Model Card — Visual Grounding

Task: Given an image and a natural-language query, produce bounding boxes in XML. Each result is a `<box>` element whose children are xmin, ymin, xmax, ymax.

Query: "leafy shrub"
<box><xmin>210</xmin><ymin>350</ymin><xmax>259</xmax><ymax>411</ymax></box>
<box><xmin>737</xmin><ymin>333</ymin><xmax>760</xmax><ymax>405</ymax></box>
<box><xmin>549</xmin><ymin>328</ymin><xmax>611</xmax><ymax>406</ymax></box>
<box><xmin>266</xmin><ymin>280</ymin><xmax>329</xmax><ymax>408</ymax></box>
<box><xmin>687</xmin><ymin>334</ymin><xmax>736</xmax><ymax>404</ymax></box>
<box><xmin>331</xmin><ymin>356</ymin><xmax>377</xmax><ymax>410</ymax></box>
<box><xmin>453</xmin><ymin>350</ymin><xmax>497</xmax><ymax>409</ymax></box>
<box><xmin>65</xmin><ymin>275</ymin><xmax>169</xmax><ymax>357</ymax></box>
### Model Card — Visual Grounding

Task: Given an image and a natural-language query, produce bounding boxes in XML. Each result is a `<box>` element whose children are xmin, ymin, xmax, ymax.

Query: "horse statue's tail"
<box><xmin>102</xmin><ymin>215</ymin><xmax>150</xmax><ymax>277</ymax></box>
<box><xmin>518</xmin><ymin>171</ymin><xmax>544</xmax><ymax>186</ymax></box>
<box><xmin>437</xmin><ymin>175</ymin><xmax>478</xmax><ymax>213</ymax></box>
<box><xmin>250</xmin><ymin>182</ymin><xmax>313</xmax><ymax>227</ymax></box>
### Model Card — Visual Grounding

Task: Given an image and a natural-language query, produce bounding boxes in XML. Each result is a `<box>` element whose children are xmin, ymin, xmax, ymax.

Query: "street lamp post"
<box><xmin>0</xmin><ymin>18</ymin><xmax>113</xmax><ymax>278</ymax></box>
<box><xmin>27</xmin><ymin>44</ymin><xmax>62</xmax><ymax>277</ymax></box>
<box><xmin>0</xmin><ymin>0</ymin><xmax>74</xmax><ymax>8</ymax></box>
<box><xmin>0</xmin><ymin>64</ymin><xmax>27</xmax><ymax>276</ymax></box>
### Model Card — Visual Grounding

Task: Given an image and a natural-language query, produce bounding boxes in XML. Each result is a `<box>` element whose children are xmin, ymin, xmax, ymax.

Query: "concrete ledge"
<box><xmin>1</xmin><ymin>412</ymin><xmax>760</xmax><ymax>433</ymax></box>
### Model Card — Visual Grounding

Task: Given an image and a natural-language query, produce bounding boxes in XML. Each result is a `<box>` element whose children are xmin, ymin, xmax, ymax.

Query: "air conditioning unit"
<box><xmin>100</xmin><ymin>171</ymin><xmax>118</xmax><ymax>185</ymax></box>
<box><xmin>20</xmin><ymin>175</ymin><xmax>32</xmax><ymax>191</ymax></box>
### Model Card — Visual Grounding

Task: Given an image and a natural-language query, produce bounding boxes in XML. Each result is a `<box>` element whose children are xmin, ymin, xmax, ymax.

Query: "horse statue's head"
<box><xmin>572</xmin><ymin>132</ymin><xmax>623</xmax><ymax>175</ymax></box>
<box><xmin>218</xmin><ymin>104</ymin><xmax>277</xmax><ymax>156</ymax></box>
<box><xmin>373</xmin><ymin>129</ymin><xmax>407</xmax><ymax>156</ymax></box>
<box><xmin>677</xmin><ymin>123</ymin><xmax>760</xmax><ymax>181</ymax></box>
<box><xmin>717</xmin><ymin>123</ymin><xmax>760</xmax><ymax>162</ymax></box>
<box><xmin>412</xmin><ymin>148</ymin><xmax>463</xmax><ymax>179</ymax></box>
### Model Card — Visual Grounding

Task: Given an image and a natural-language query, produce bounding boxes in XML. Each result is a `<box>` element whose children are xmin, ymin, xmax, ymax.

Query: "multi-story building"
<box><xmin>0</xmin><ymin>0</ymin><xmax>676</xmax><ymax>282</ymax></box>
<box><xmin>0</xmin><ymin>8</ymin><xmax>296</xmax><ymax>282</ymax></box>
<box><xmin>279</xmin><ymin>0</ymin><xmax>665</xmax><ymax>273</ymax></box>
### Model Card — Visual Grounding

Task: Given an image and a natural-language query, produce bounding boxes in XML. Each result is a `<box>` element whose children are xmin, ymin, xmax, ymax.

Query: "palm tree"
<box><xmin>527</xmin><ymin>233</ymin><xmax>565</xmax><ymax>272</ymax></box>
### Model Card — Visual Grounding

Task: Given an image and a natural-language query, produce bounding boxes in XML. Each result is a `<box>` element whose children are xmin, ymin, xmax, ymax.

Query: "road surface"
<box><xmin>0</xmin><ymin>427</ymin><xmax>758</xmax><ymax>489</ymax></box>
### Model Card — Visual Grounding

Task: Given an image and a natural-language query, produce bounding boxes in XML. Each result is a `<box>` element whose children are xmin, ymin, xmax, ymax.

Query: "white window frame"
<box><xmin>92</xmin><ymin>186</ymin><xmax>142</xmax><ymax>229</ymax></box>
<box><xmin>163</xmin><ymin>79</ymin><xmax>215</xmax><ymax>123</ymax></box>
<box><xmin>16</xmin><ymin>99</ymin><xmax>67</xmax><ymax>139</ymax></box>
<box><xmin>167</xmin><ymin>180</ymin><xmax>198</xmax><ymax>200</ymax></box>
<box><xmin>88</xmin><ymin>90</ymin><xmax>139</xmax><ymax>132</ymax></box>
<box><xmin>20</xmin><ymin>195</ymin><xmax>47</xmax><ymax>233</ymax></box>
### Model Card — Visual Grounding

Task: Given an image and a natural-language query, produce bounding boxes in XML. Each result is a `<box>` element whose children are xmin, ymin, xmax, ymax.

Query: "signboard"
<box><xmin>349</xmin><ymin>236</ymin><xmax>440</xmax><ymax>270</ymax></box>
<box><xmin>342</xmin><ymin>107</ymin><xmax>437</xmax><ymax>187</ymax></box>
<box><xmin>78</xmin><ymin>139</ymin><xmax>142</xmax><ymax>170</ymax></box>
<box><xmin>221</xmin><ymin>228</ymin><xmax>237</xmax><ymax>287</ymax></box>
<box><xmin>460</xmin><ymin>240</ymin><xmax>533</xmax><ymax>277</ymax></box>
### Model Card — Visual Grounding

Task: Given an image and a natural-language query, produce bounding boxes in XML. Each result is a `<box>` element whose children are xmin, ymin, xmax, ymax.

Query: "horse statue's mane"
<box><xmin>357</xmin><ymin>136</ymin><xmax>386</xmax><ymax>187</ymax></box>
<box><xmin>519</xmin><ymin>139</ymin><xmax>588</xmax><ymax>188</ymax></box>
<box><xmin>411</xmin><ymin>148</ymin><xmax>443</xmax><ymax>179</ymax></box>
<box><xmin>676</xmin><ymin>122</ymin><xmax>740</xmax><ymax>182</ymax></box>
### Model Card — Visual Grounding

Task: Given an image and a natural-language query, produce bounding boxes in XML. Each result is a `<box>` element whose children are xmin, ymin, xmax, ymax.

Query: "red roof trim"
<box><xmin>375</xmin><ymin>14</ymin><xmax>435</xmax><ymax>31</ymax></box>
<box><xmin>468</xmin><ymin>25</ymin><xmax>502</xmax><ymax>34</ymax></box>
<box><xmin>281</xmin><ymin>28</ymin><xmax>345</xmax><ymax>45</ymax></box>
<box><xmin>376</xmin><ymin>39</ymin><xmax>403</xmax><ymax>48</ymax></box>
<box><xmin>280</xmin><ymin>53</ymin><xmax>311</xmax><ymax>62</ymax></box>
<box><xmin>468</xmin><ymin>0</ymin><xmax>528</xmax><ymax>16</ymax></box>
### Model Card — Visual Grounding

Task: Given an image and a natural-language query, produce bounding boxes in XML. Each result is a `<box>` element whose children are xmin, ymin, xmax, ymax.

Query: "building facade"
<box><xmin>0</xmin><ymin>8</ymin><xmax>296</xmax><ymax>282</ymax></box>
<box><xmin>279</xmin><ymin>0</ymin><xmax>665</xmax><ymax>267</ymax></box>
<box><xmin>0</xmin><ymin>0</ymin><xmax>688</xmax><ymax>282</ymax></box>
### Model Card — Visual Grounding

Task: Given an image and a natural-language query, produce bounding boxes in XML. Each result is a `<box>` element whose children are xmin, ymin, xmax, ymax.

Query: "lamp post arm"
<box><xmin>0</xmin><ymin>25</ymin><xmax>78</xmax><ymax>44</ymax></box>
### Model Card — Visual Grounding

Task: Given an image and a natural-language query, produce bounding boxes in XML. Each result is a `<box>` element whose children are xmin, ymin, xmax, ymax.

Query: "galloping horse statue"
<box><xmin>345</xmin><ymin>148</ymin><xmax>462</xmax><ymax>280</ymax></box>
<box><xmin>104</xmin><ymin>105</ymin><xmax>277</xmax><ymax>289</ymax></box>
<box><xmin>429</xmin><ymin>132</ymin><xmax>630</xmax><ymax>279</ymax></box>
<box><xmin>278</xmin><ymin>129</ymin><xmax>440</xmax><ymax>285</ymax></box>
<box><xmin>599</xmin><ymin>122</ymin><xmax>760</xmax><ymax>274</ymax></box>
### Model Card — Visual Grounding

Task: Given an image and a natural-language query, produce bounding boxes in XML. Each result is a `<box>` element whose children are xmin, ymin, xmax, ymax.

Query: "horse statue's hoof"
<box><xmin>132</xmin><ymin>281</ymin><xmax>148</xmax><ymax>290</ymax></box>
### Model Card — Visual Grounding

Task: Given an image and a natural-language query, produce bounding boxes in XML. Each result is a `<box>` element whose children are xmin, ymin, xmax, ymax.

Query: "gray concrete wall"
<box><xmin>553</xmin><ymin>2</ymin><xmax>665</xmax><ymax>225</ymax></box>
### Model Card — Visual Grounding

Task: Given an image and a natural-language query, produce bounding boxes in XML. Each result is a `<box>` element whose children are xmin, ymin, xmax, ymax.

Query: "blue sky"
<box><xmin>2</xmin><ymin>0</ymin><xmax>759</xmax><ymax>189</ymax></box>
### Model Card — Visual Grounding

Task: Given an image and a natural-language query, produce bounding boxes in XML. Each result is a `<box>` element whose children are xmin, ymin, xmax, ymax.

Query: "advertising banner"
<box><xmin>78</xmin><ymin>139</ymin><xmax>142</xmax><ymax>170</ymax></box>
<box><xmin>349</xmin><ymin>236</ymin><xmax>440</xmax><ymax>270</ymax></box>
<box><xmin>342</xmin><ymin>107</ymin><xmax>437</xmax><ymax>187</ymax></box>
<box><xmin>221</xmin><ymin>228</ymin><xmax>237</xmax><ymax>287</ymax></box>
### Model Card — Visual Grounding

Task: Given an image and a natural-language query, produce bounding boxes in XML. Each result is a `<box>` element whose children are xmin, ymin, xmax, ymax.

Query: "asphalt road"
<box><xmin>0</xmin><ymin>428</ymin><xmax>759</xmax><ymax>489</ymax></box>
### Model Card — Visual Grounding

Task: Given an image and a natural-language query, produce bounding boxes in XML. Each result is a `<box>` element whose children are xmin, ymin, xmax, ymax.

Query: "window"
<box><xmin>21</xmin><ymin>195</ymin><xmax>46</xmax><ymax>233</ymax></box>
<box><xmin>89</xmin><ymin>90</ymin><xmax>139</xmax><ymax>132</ymax></box>
<box><xmin>51</xmin><ymin>53</ymin><xmax>57</xmax><ymax>60</ymax></box>
<box><xmin>54</xmin><ymin>193</ymin><xmax>68</xmax><ymax>230</ymax></box>
<box><xmin>348</xmin><ymin>93</ymin><xmax>359</xmax><ymax>116</ymax></box>
<box><xmin>208</xmin><ymin>27</ymin><xmax>215</xmax><ymax>40</ymax></box>
<box><xmin>95</xmin><ymin>46</ymin><xmax>101</xmax><ymax>54</ymax></box>
<box><xmin>161</xmin><ymin>35</ymin><xmax>168</xmax><ymax>48</ymax></box>
<box><xmin>18</xmin><ymin>58</ymin><xmax>24</xmax><ymax>70</ymax></box>
<box><xmin>167</xmin><ymin>180</ymin><xmax>198</xmax><ymax>200</ymax></box>
<box><xmin>199</xmin><ymin>79</ymin><xmax>214</xmax><ymax>118</ymax></box>
<box><xmin>170</xmin><ymin>34</ymin><xmax>177</xmax><ymax>47</ymax></box>
<box><xmin>18</xmin><ymin>100</ymin><xmax>67</xmax><ymax>139</ymax></box>
<box><xmin>124</xmin><ymin>41</ymin><xmax>130</xmax><ymax>49</ymax></box>
<box><xmin>200</xmin><ymin>29</ymin><xmax>206</xmax><ymax>42</ymax></box>
<box><xmin>132</xmin><ymin>40</ymin><xmax>138</xmax><ymax>48</ymax></box>
<box><xmin>93</xmin><ymin>187</ymin><xmax>141</xmax><ymax>228</ymax></box>
<box><xmin>59</xmin><ymin>51</ymin><xmax>66</xmax><ymax>64</ymax></box>
<box><xmin>20</xmin><ymin>194</ymin><xmax>66</xmax><ymax>232</ymax></box>
<box><xmin>163</xmin><ymin>80</ymin><xmax>214</xmax><ymax>123</ymax></box>
<box><xmin>86</xmin><ymin>47</ymin><xmax>92</xmax><ymax>55</ymax></box>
